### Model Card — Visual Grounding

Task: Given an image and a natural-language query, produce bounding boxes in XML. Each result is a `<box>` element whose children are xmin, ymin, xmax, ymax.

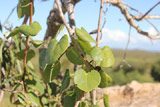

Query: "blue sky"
<box><xmin>0</xmin><ymin>0</ymin><xmax>160</xmax><ymax>52</ymax></box>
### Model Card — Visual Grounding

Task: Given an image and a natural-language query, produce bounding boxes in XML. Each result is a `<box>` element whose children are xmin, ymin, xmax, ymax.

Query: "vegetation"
<box><xmin>1</xmin><ymin>0</ymin><xmax>160</xmax><ymax>107</ymax></box>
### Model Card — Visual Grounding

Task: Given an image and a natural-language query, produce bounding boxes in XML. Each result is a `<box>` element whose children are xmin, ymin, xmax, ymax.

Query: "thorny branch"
<box><xmin>104</xmin><ymin>0</ymin><xmax>160</xmax><ymax>39</ymax></box>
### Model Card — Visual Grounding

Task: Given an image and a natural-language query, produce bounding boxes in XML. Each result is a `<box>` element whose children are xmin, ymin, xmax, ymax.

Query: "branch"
<box><xmin>22</xmin><ymin>0</ymin><xmax>33</xmax><ymax>92</ymax></box>
<box><xmin>96</xmin><ymin>0</ymin><xmax>104</xmax><ymax>47</ymax></box>
<box><xmin>104</xmin><ymin>0</ymin><xmax>160</xmax><ymax>39</ymax></box>
<box><xmin>133</xmin><ymin>15</ymin><xmax>160</xmax><ymax>20</ymax></box>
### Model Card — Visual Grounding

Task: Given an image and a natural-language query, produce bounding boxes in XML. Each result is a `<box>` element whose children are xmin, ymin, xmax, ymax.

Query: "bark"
<box><xmin>42</xmin><ymin>0</ymin><xmax>80</xmax><ymax>48</ymax></box>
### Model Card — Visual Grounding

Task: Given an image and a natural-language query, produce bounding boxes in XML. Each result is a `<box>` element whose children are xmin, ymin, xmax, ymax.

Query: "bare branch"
<box><xmin>96</xmin><ymin>0</ymin><xmax>104</xmax><ymax>47</ymax></box>
<box><xmin>138</xmin><ymin>1</ymin><xmax>160</xmax><ymax>20</ymax></box>
<box><xmin>104</xmin><ymin>0</ymin><xmax>160</xmax><ymax>39</ymax></box>
<box><xmin>122</xmin><ymin>2</ymin><xmax>160</xmax><ymax>33</ymax></box>
<box><xmin>133</xmin><ymin>15</ymin><xmax>160</xmax><ymax>20</ymax></box>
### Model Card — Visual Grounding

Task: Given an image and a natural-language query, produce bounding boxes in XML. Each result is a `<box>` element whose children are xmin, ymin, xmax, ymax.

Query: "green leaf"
<box><xmin>55</xmin><ymin>24</ymin><xmax>64</xmax><ymax>37</ymax></box>
<box><xmin>46</xmin><ymin>39</ymin><xmax>58</xmax><ymax>64</ymax></box>
<box><xmin>16</xmin><ymin>49</ymin><xmax>35</xmax><ymax>62</ymax></box>
<box><xmin>75</xmin><ymin>27</ymin><xmax>96</xmax><ymax>43</ymax></box>
<box><xmin>74</xmin><ymin>69</ymin><xmax>101</xmax><ymax>92</ymax></box>
<box><xmin>19</xmin><ymin>21</ymin><xmax>41</xmax><ymax>36</ymax></box>
<box><xmin>17</xmin><ymin>93</ymin><xmax>26</xmax><ymax>105</ymax></box>
<box><xmin>48</xmin><ymin>82</ymin><xmax>58</xmax><ymax>96</ymax></box>
<box><xmin>77</xmin><ymin>39</ymin><xmax>92</xmax><ymax>54</ymax></box>
<box><xmin>66</xmin><ymin>46</ymin><xmax>84</xmax><ymax>65</ymax></box>
<box><xmin>101</xmin><ymin>46</ymin><xmax>114</xmax><ymax>67</ymax></box>
<box><xmin>103</xmin><ymin>94</ymin><xmax>109</xmax><ymax>107</ymax></box>
<box><xmin>13</xmin><ymin>33</ymin><xmax>21</xmax><ymax>50</ymax></box>
<box><xmin>78</xmin><ymin>101</ymin><xmax>88</xmax><ymax>107</ymax></box>
<box><xmin>90</xmin><ymin>47</ymin><xmax>104</xmax><ymax>66</ymax></box>
<box><xmin>47</xmin><ymin>34</ymin><xmax>69</xmax><ymax>64</ymax></box>
<box><xmin>32</xmin><ymin>40</ymin><xmax>44</xmax><ymax>48</ymax></box>
<box><xmin>17</xmin><ymin>0</ymin><xmax>34</xmax><ymax>18</ymax></box>
<box><xmin>63</xmin><ymin>91</ymin><xmax>77</xmax><ymax>107</ymax></box>
<box><xmin>39</xmin><ymin>48</ymin><xmax>48</xmax><ymax>69</ymax></box>
<box><xmin>8</xmin><ymin>21</ymin><xmax>41</xmax><ymax>38</ymax></box>
<box><xmin>26</xmin><ymin>92</ymin><xmax>39</xmax><ymax>106</ymax></box>
<box><xmin>0</xmin><ymin>21</ymin><xmax>2</xmax><ymax>32</ymax></box>
<box><xmin>26</xmin><ymin>79</ymin><xmax>45</xmax><ymax>94</ymax></box>
<box><xmin>60</xmin><ymin>69</ymin><xmax>70</xmax><ymax>92</ymax></box>
<box><xmin>42</xmin><ymin>61</ymin><xmax>61</xmax><ymax>83</ymax></box>
<box><xmin>98</xmin><ymin>70</ymin><xmax>112</xmax><ymax>88</ymax></box>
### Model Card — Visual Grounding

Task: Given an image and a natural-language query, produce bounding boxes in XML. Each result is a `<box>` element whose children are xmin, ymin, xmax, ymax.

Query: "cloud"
<box><xmin>100</xmin><ymin>28</ymin><xmax>160</xmax><ymax>52</ymax></box>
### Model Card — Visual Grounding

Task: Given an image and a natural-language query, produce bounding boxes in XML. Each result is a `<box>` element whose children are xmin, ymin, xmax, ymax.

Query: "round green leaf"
<box><xmin>66</xmin><ymin>46</ymin><xmax>84</xmax><ymax>65</ymax></box>
<box><xmin>90</xmin><ymin>47</ymin><xmax>104</xmax><ymax>66</ymax></box>
<box><xmin>77</xmin><ymin>39</ymin><xmax>92</xmax><ymax>54</ymax></box>
<box><xmin>19</xmin><ymin>21</ymin><xmax>42</xmax><ymax>36</ymax></box>
<box><xmin>75</xmin><ymin>27</ymin><xmax>96</xmax><ymax>43</ymax></box>
<box><xmin>98</xmin><ymin>70</ymin><xmax>112</xmax><ymax>88</ymax></box>
<box><xmin>74</xmin><ymin>69</ymin><xmax>101</xmax><ymax>92</ymax></box>
<box><xmin>101</xmin><ymin>46</ymin><xmax>114</xmax><ymax>67</ymax></box>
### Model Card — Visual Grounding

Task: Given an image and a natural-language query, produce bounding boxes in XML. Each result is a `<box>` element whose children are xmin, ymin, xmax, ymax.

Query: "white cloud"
<box><xmin>101</xmin><ymin>28</ymin><xmax>136</xmax><ymax>43</ymax></box>
<box><xmin>100</xmin><ymin>28</ymin><xmax>160</xmax><ymax>52</ymax></box>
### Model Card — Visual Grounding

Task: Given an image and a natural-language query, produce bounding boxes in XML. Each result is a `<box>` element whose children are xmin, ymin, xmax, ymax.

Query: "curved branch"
<box><xmin>104</xmin><ymin>0</ymin><xmax>160</xmax><ymax>39</ymax></box>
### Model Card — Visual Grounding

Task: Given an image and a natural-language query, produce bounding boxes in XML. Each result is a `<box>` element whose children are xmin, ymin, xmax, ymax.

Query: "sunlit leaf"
<box><xmin>75</xmin><ymin>27</ymin><xmax>96</xmax><ymax>43</ymax></box>
<box><xmin>90</xmin><ymin>47</ymin><xmax>104</xmax><ymax>66</ymax></box>
<box><xmin>77</xmin><ymin>39</ymin><xmax>92</xmax><ymax>54</ymax></box>
<box><xmin>8</xmin><ymin>21</ymin><xmax>41</xmax><ymax>38</ymax></box>
<box><xmin>32</xmin><ymin>40</ymin><xmax>44</xmax><ymax>48</ymax></box>
<box><xmin>101</xmin><ymin>46</ymin><xmax>114</xmax><ymax>67</ymax></box>
<box><xmin>74</xmin><ymin>69</ymin><xmax>101</xmax><ymax>92</ymax></box>
<box><xmin>47</xmin><ymin>35</ymin><xmax>69</xmax><ymax>64</ymax></box>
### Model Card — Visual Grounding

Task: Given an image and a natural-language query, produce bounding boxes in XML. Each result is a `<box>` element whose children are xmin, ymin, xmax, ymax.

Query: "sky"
<box><xmin>0</xmin><ymin>0</ymin><xmax>160</xmax><ymax>52</ymax></box>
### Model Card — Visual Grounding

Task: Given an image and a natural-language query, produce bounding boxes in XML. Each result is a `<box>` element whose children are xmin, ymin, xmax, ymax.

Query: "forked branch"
<box><xmin>104</xmin><ymin>0</ymin><xmax>160</xmax><ymax>39</ymax></box>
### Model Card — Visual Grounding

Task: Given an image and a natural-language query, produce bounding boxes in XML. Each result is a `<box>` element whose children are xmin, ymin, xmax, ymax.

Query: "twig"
<box><xmin>96</xmin><ymin>0</ymin><xmax>104</xmax><ymax>47</ymax></box>
<box><xmin>74</xmin><ymin>92</ymin><xmax>84</xmax><ymax>107</ymax></box>
<box><xmin>121</xmin><ymin>26</ymin><xmax>131</xmax><ymax>67</ymax></box>
<box><xmin>104</xmin><ymin>0</ymin><xmax>160</xmax><ymax>39</ymax></box>
<box><xmin>22</xmin><ymin>0</ymin><xmax>33</xmax><ymax>92</ymax></box>
<box><xmin>55</xmin><ymin>0</ymin><xmax>91</xmax><ymax>73</ymax></box>
<box><xmin>138</xmin><ymin>1</ymin><xmax>160</xmax><ymax>20</ymax></box>
<box><xmin>122</xmin><ymin>2</ymin><xmax>160</xmax><ymax>33</ymax></box>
